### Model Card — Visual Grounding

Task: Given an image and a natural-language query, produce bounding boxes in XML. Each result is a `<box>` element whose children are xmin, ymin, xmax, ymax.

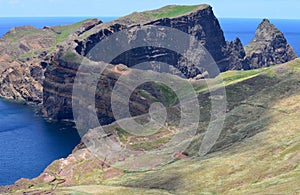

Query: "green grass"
<box><xmin>19</xmin><ymin>49</ymin><xmax>41</xmax><ymax>59</ymax></box>
<box><xmin>130</xmin><ymin>136</ymin><xmax>171</xmax><ymax>151</ymax></box>
<box><xmin>107</xmin><ymin>59</ymin><xmax>300</xmax><ymax>194</ymax></box>
<box><xmin>107</xmin><ymin>92</ymin><xmax>300</xmax><ymax>194</ymax></box>
<box><xmin>136</xmin><ymin>82</ymin><xmax>179</xmax><ymax>107</ymax></box>
<box><xmin>193</xmin><ymin>66</ymin><xmax>274</xmax><ymax>94</ymax></box>
<box><xmin>150</xmin><ymin>5</ymin><xmax>202</xmax><ymax>19</ymax></box>
<box><xmin>219</xmin><ymin>67</ymin><xmax>272</xmax><ymax>84</ymax></box>
<box><xmin>6</xmin><ymin>58</ymin><xmax>300</xmax><ymax>194</ymax></box>
<box><xmin>61</xmin><ymin>50</ymin><xmax>83</xmax><ymax>63</ymax></box>
<box><xmin>115</xmin><ymin>127</ymin><xmax>130</xmax><ymax>143</ymax></box>
<box><xmin>53</xmin><ymin>19</ymin><xmax>93</xmax><ymax>45</ymax></box>
<box><xmin>3</xmin><ymin>27</ymin><xmax>40</xmax><ymax>41</ymax></box>
<box><xmin>111</xmin><ymin>4</ymin><xmax>204</xmax><ymax>27</ymax></box>
<box><xmin>155</xmin><ymin>82</ymin><xmax>179</xmax><ymax>107</ymax></box>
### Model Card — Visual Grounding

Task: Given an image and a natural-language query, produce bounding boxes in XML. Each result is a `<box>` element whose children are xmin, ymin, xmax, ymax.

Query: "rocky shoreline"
<box><xmin>0</xmin><ymin>4</ymin><xmax>298</xmax><ymax>194</ymax></box>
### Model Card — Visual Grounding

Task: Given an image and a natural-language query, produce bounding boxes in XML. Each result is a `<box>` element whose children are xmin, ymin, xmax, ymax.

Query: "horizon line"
<box><xmin>1</xmin><ymin>16</ymin><xmax>300</xmax><ymax>20</ymax></box>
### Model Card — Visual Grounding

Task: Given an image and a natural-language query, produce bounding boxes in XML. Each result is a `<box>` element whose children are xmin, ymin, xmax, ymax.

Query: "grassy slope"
<box><xmin>149</xmin><ymin>5</ymin><xmax>203</xmax><ymax>19</ymax></box>
<box><xmin>13</xmin><ymin>59</ymin><xmax>300</xmax><ymax>194</ymax></box>
<box><xmin>112</xmin><ymin>5</ymin><xmax>203</xmax><ymax>26</ymax></box>
<box><xmin>52</xmin><ymin>19</ymin><xmax>93</xmax><ymax>45</ymax></box>
<box><xmin>3</xmin><ymin>19</ymin><xmax>93</xmax><ymax>43</ymax></box>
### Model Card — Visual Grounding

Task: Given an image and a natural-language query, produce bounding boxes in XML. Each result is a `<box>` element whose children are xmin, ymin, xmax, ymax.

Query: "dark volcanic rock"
<box><xmin>1</xmin><ymin>5</ymin><xmax>298</xmax><ymax>122</ymax></box>
<box><xmin>75</xmin><ymin>18</ymin><xmax>103</xmax><ymax>36</ymax></box>
<box><xmin>42</xmin><ymin>49</ymin><xmax>174</xmax><ymax>122</ymax></box>
<box><xmin>76</xmin><ymin>5</ymin><xmax>232</xmax><ymax>74</ymax></box>
<box><xmin>224</xmin><ymin>38</ymin><xmax>250</xmax><ymax>70</ymax></box>
<box><xmin>42</xmin><ymin>5</ymin><xmax>234</xmax><ymax>120</ymax></box>
<box><xmin>245</xmin><ymin>19</ymin><xmax>297</xmax><ymax>69</ymax></box>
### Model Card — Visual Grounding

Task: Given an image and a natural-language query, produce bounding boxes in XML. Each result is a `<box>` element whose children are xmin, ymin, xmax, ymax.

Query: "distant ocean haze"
<box><xmin>0</xmin><ymin>17</ymin><xmax>299</xmax><ymax>56</ymax></box>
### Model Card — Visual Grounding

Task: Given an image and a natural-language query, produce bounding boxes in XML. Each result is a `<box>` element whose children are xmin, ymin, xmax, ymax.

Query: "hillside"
<box><xmin>0</xmin><ymin>4</ymin><xmax>299</xmax><ymax>194</ymax></box>
<box><xmin>2</xmin><ymin>59</ymin><xmax>299</xmax><ymax>194</ymax></box>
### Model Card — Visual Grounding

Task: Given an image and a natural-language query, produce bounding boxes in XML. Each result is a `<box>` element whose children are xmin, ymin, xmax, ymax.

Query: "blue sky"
<box><xmin>0</xmin><ymin>0</ymin><xmax>299</xmax><ymax>19</ymax></box>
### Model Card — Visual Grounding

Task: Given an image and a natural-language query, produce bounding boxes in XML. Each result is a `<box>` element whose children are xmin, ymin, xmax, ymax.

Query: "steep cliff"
<box><xmin>1</xmin><ymin>6</ymin><xmax>296</xmax><ymax>108</ymax></box>
<box><xmin>0</xmin><ymin>19</ymin><xmax>103</xmax><ymax>103</ymax></box>
<box><xmin>42</xmin><ymin>48</ymin><xmax>176</xmax><ymax>122</ymax></box>
<box><xmin>42</xmin><ymin>4</ymin><xmax>244</xmax><ymax>120</ymax></box>
<box><xmin>1</xmin><ymin>4</ymin><xmax>300</xmax><ymax>194</ymax></box>
<box><xmin>245</xmin><ymin>19</ymin><xmax>297</xmax><ymax>68</ymax></box>
<box><xmin>75</xmin><ymin>5</ymin><xmax>236</xmax><ymax>72</ymax></box>
<box><xmin>0</xmin><ymin>26</ymin><xmax>55</xmax><ymax>103</ymax></box>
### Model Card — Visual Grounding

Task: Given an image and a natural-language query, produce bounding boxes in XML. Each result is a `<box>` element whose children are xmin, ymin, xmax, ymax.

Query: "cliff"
<box><xmin>75</xmin><ymin>5</ymin><xmax>231</xmax><ymax>72</ymax></box>
<box><xmin>0</xmin><ymin>19</ymin><xmax>102</xmax><ymax>103</ymax></box>
<box><xmin>2</xmin><ymin>59</ymin><xmax>300</xmax><ymax>194</ymax></box>
<box><xmin>0</xmin><ymin>4</ymin><xmax>300</xmax><ymax>194</ymax></box>
<box><xmin>0</xmin><ymin>26</ymin><xmax>54</xmax><ymax>103</ymax></box>
<box><xmin>0</xmin><ymin>5</ymin><xmax>297</xmax><ymax>109</ymax></box>
<box><xmin>245</xmin><ymin>19</ymin><xmax>297</xmax><ymax>68</ymax></box>
<box><xmin>42</xmin><ymin>5</ymin><xmax>246</xmax><ymax>120</ymax></box>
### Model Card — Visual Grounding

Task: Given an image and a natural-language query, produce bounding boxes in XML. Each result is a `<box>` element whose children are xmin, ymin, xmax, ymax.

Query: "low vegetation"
<box><xmin>10</xmin><ymin>59</ymin><xmax>300</xmax><ymax>195</ymax></box>
<box><xmin>149</xmin><ymin>5</ymin><xmax>202</xmax><ymax>19</ymax></box>
<box><xmin>53</xmin><ymin>19</ymin><xmax>93</xmax><ymax>45</ymax></box>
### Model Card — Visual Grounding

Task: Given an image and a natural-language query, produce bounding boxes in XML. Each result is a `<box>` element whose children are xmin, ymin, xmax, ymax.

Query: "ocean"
<box><xmin>0</xmin><ymin>99</ymin><xmax>80</xmax><ymax>186</ymax></box>
<box><xmin>219</xmin><ymin>18</ymin><xmax>300</xmax><ymax>56</ymax></box>
<box><xmin>0</xmin><ymin>17</ymin><xmax>299</xmax><ymax>186</ymax></box>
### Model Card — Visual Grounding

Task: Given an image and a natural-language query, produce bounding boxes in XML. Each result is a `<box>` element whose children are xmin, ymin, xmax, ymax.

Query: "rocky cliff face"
<box><xmin>1</xmin><ymin>5</ymin><xmax>300</xmax><ymax>194</ymax></box>
<box><xmin>75</xmin><ymin>5</ymin><xmax>239</xmax><ymax>73</ymax></box>
<box><xmin>0</xmin><ymin>19</ymin><xmax>103</xmax><ymax>104</ymax></box>
<box><xmin>42</xmin><ymin>49</ymin><xmax>164</xmax><ymax>122</ymax></box>
<box><xmin>245</xmin><ymin>19</ymin><xmax>297</xmax><ymax>69</ymax></box>
<box><xmin>0</xmin><ymin>5</ymin><xmax>297</xmax><ymax>120</ymax></box>
<box><xmin>0</xmin><ymin>26</ymin><xmax>55</xmax><ymax>103</ymax></box>
<box><xmin>42</xmin><ymin>5</ymin><xmax>245</xmax><ymax>120</ymax></box>
<box><xmin>224</xmin><ymin>38</ymin><xmax>250</xmax><ymax>70</ymax></box>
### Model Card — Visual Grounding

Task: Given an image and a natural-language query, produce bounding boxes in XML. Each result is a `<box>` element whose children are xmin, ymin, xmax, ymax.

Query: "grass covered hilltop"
<box><xmin>0</xmin><ymin>3</ymin><xmax>299</xmax><ymax>195</ymax></box>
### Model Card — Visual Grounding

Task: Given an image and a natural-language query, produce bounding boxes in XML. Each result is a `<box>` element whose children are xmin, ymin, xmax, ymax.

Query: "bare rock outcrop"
<box><xmin>245</xmin><ymin>19</ymin><xmax>297</xmax><ymax>69</ymax></box>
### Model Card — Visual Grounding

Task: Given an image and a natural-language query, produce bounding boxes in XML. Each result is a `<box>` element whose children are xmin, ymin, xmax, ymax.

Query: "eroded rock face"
<box><xmin>224</xmin><ymin>38</ymin><xmax>250</xmax><ymax>70</ymax></box>
<box><xmin>41</xmin><ymin>7</ymin><xmax>299</xmax><ymax>121</ymax></box>
<box><xmin>76</xmin><ymin>5</ymin><xmax>234</xmax><ymax>73</ymax></box>
<box><xmin>75</xmin><ymin>19</ymin><xmax>103</xmax><ymax>36</ymax></box>
<box><xmin>0</xmin><ymin>27</ymin><xmax>55</xmax><ymax>103</ymax></box>
<box><xmin>0</xmin><ymin>19</ymin><xmax>104</xmax><ymax>104</ymax></box>
<box><xmin>42</xmin><ymin>5</ymin><xmax>239</xmax><ymax>120</ymax></box>
<box><xmin>0</xmin><ymin>5</ymin><xmax>298</xmax><ymax>121</ymax></box>
<box><xmin>245</xmin><ymin>19</ymin><xmax>297</xmax><ymax>69</ymax></box>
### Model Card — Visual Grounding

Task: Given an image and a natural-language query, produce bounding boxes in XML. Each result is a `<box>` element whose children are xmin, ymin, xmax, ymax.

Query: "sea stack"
<box><xmin>245</xmin><ymin>19</ymin><xmax>297</xmax><ymax>69</ymax></box>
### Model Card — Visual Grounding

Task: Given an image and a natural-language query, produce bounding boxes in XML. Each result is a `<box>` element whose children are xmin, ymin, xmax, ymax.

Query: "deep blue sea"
<box><xmin>0</xmin><ymin>99</ymin><xmax>80</xmax><ymax>186</ymax></box>
<box><xmin>0</xmin><ymin>17</ymin><xmax>299</xmax><ymax>186</ymax></box>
